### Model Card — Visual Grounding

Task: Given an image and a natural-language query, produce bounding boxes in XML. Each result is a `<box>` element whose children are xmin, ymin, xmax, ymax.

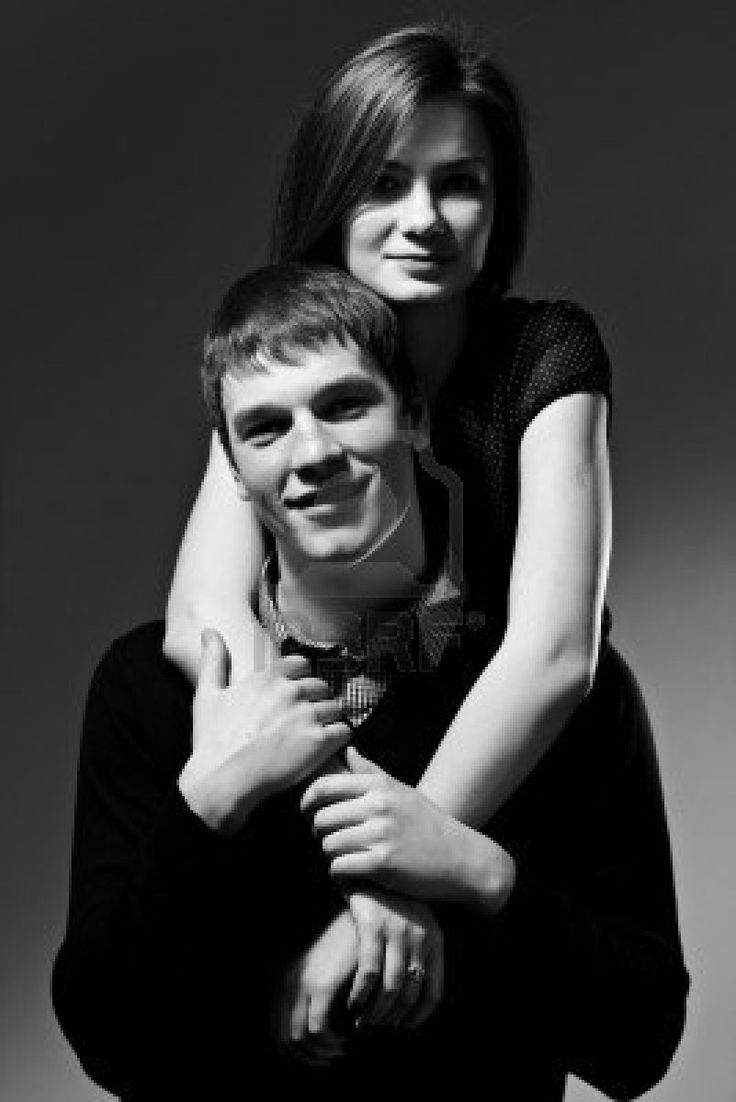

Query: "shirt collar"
<box><xmin>258</xmin><ymin>554</ymin><xmax>464</xmax><ymax>673</ymax></box>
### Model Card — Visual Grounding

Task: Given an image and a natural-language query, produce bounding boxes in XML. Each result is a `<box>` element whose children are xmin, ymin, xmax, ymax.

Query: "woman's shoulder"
<box><xmin>482</xmin><ymin>295</ymin><xmax>608</xmax><ymax>365</ymax></box>
<box><xmin>479</xmin><ymin>295</ymin><xmax>612</xmax><ymax>420</ymax></box>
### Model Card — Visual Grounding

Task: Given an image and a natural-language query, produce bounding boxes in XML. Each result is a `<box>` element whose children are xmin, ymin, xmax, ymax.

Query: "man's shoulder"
<box><xmin>93</xmin><ymin>620</ymin><xmax>172</xmax><ymax>685</ymax></box>
<box><xmin>87</xmin><ymin>620</ymin><xmax>192</xmax><ymax>739</ymax></box>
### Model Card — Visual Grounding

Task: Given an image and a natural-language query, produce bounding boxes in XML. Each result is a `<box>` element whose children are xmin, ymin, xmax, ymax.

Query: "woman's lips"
<box><xmin>387</xmin><ymin>253</ymin><xmax>453</xmax><ymax>264</ymax></box>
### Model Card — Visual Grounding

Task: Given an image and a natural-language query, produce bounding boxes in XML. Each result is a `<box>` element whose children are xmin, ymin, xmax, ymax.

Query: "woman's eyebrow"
<box><xmin>382</xmin><ymin>156</ymin><xmax>489</xmax><ymax>170</ymax></box>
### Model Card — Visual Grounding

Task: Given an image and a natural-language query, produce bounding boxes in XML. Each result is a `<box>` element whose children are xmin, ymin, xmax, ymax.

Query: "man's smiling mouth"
<box><xmin>284</xmin><ymin>478</ymin><xmax>370</xmax><ymax>510</ymax></box>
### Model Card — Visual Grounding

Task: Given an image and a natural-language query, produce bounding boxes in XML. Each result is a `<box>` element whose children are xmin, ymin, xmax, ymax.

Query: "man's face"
<box><xmin>222</xmin><ymin>337</ymin><xmax>419</xmax><ymax>565</ymax></box>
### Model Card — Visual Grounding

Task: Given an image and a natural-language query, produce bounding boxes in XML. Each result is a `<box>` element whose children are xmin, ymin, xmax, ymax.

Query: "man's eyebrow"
<box><xmin>231</xmin><ymin>404</ymin><xmax>288</xmax><ymax>435</ymax></box>
<box><xmin>312</xmin><ymin>373</ymin><xmax>384</xmax><ymax>400</ymax></box>
<box><xmin>230</xmin><ymin>373</ymin><xmax>383</xmax><ymax>434</ymax></box>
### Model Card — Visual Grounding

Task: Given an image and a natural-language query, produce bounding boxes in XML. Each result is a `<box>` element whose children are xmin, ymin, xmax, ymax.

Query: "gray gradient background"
<box><xmin>3</xmin><ymin>0</ymin><xmax>735</xmax><ymax>1098</ymax></box>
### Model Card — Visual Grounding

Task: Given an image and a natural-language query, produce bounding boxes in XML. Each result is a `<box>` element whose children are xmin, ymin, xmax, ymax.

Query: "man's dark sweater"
<box><xmin>52</xmin><ymin>622</ymin><xmax>688</xmax><ymax>1100</ymax></box>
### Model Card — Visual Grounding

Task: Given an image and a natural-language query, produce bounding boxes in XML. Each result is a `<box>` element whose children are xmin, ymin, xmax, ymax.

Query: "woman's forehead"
<box><xmin>385</xmin><ymin>95</ymin><xmax>491</xmax><ymax>166</ymax></box>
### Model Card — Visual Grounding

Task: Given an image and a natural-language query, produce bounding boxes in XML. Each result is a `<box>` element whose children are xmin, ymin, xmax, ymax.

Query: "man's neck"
<box><xmin>275</xmin><ymin>491</ymin><xmax>427</xmax><ymax>646</ymax></box>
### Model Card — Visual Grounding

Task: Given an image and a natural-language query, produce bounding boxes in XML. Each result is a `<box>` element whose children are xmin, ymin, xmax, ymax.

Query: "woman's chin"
<box><xmin>381</xmin><ymin>276</ymin><xmax>469</xmax><ymax>306</ymax></box>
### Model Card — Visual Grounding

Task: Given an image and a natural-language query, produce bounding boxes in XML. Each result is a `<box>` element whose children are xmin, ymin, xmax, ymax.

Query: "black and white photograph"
<box><xmin>3</xmin><ymin>1</ymin><xmax>734</xmax><ymax>1098</ymax></box>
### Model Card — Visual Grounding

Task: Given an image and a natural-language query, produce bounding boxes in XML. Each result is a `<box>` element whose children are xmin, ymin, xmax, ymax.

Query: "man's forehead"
<box><xmin>221</xmin><ymin>339</ymin><xmax>390</xmax><ymax>411</ymax></box>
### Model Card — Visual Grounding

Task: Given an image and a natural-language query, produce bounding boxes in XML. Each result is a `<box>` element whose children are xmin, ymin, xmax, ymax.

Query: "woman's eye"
<box><xmin>439</xmin><ymin>173</ymin><xmax>484</xmax><ymax>195</ymax></box>
<box><xmin>369</xmin><ymin>173</ymin><xmax>404</xmax><ymax>199</ymax></box>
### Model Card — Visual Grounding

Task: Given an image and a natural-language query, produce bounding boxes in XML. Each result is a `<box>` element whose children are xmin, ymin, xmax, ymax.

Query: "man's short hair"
<box><xmin>202</xmin><ymin>263</ymin><xmax>416</xmax><ymax>464</ymax></box>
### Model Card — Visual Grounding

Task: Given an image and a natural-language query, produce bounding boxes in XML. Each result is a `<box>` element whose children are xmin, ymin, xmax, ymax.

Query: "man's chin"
<box><xmin>289</xmin><ymin>528</ymin><xmax>376</xmax><ymax>567</ymax></box>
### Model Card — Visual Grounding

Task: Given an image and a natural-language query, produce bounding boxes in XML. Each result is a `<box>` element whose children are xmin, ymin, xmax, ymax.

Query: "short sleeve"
<box><xmin>509</xmin><ymin>300</ymin><xmax>612</xmax><ymax>442</ymax></box>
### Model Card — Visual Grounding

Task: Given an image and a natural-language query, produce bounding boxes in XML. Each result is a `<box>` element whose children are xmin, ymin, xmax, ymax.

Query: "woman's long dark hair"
<box><xmin>271</xmin><ymin>22</ymin><xmax>531</xmax><ymax>299</ymax></box>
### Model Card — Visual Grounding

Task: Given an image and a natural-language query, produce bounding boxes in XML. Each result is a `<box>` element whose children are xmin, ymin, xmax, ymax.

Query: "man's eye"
<box><xmin>242</xmin><ymin>419</ymin><xmax>289</xmax><ymax>446</ymax></box>
<box><xmin>322</xmin><ymin>396</ymin><xmax>370</xmax><ymax>421</ymax></box>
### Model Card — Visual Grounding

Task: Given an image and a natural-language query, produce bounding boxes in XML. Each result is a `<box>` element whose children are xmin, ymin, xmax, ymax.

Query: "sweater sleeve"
<box><xmin>51</xmin><ymin>636</ymin><xmax>267</xmax><ymax>1094</ymax></box>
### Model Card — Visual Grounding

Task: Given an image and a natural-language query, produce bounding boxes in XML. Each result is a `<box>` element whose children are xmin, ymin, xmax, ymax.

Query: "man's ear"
<box><xmin>405</xmin><ymin>395</ymin><xmax>430</xmax><ymax>451</ymax></box>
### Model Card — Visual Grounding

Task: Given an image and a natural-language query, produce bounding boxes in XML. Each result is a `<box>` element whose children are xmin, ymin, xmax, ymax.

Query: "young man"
<box><xmin>53</xmin><ymin>265</ymin><xmax>687</xmax><ymax>1100</ymax></box>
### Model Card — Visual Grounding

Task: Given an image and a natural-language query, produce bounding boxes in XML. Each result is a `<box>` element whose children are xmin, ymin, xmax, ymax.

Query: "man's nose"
<box><xmin>291</xmin><ymin>414</ymin><xmax>344</xmax><ymax>476</ymax></box>
<box><xmin>398</xmin><ymin>180</ymin><xmax>441</xmax><ymax>236</ymax></box>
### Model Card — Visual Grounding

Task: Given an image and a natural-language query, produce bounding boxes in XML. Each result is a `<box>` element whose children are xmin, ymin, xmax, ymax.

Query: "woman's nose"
<box><xmin>398</xmin><ymin>180</ymin><xmax>441</xmax><ymax>236</ymax></box>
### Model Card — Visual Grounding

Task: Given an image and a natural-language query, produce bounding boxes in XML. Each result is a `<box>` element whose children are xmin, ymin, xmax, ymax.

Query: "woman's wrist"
<box><xmin>452</xmin><ymin>822</ymin><xmax>517</xmax><ymax>915</ymax></box>
<box><xmin>178</xmin><ymin>749</ymin><xmax>270</xmax><ymax>835</ymax></box>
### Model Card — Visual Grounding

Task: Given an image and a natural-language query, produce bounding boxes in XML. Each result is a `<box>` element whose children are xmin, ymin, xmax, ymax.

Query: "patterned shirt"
<box><xmin>258</xmin><ymin>556</ymin><xmax>465</xmax><ymax>727</ymax></box>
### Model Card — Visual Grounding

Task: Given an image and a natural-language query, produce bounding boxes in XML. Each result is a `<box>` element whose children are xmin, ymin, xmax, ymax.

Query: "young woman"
<box><xmin>165</xmin><ymin>22</ymin><xmax>633</xmax><ymax>1045</ymax></box>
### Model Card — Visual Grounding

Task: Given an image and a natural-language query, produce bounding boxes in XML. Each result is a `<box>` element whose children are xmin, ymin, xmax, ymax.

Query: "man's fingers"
<box><xmin>329</xmin><ymin>852</ymin><xmax>378</xmax><ymax>879</ymax></box>
<box><xmin>293</xmin><ymin>677</ymin><xmax>333</xmax><ymax>702</ymax></box>
<box><xmin>405</xmin><ymin>938</ymin><xmax>444</xmax><ymax>1030</ymax></box>
<box><xmin>348</xmin><ymin>926</ymin><xmax>384</xmax><ymax>1011</ymax></box>
<box><xmin>277</xmin><ymin>654</ymin><xmax>313</xmax><ymax>679</ymax></box>
<box><xmin>197</xmin><ymin>629</ymin><xmax>230</xmax><ymax>690</ymax></box>
<box><xmin>301</xmin><ymin>773</ymin><xmax>372</xmax><ymax>814</ymax></box>
<box><xmin>321</xmin><ymin>821</ymin><xmax>380</xmax><ymax>858</ymax></box>
<box><xmin>312</xmin><ymin>796</ymin><xmax>369</xmax><ymax>836</ymax></box>
<box><xmin>312</xmin><ymin>698</ymin><xmax>346</xmax><ymax>725</ymax></box>
<box><xmin>363</xmin><ymin>930</ymin><xmax>405</xmax><ymax>1025</ymax></box>
<box><xmin>318</xmin><ymin>722</ymin><xmax>353</xmax><ymax>760</ymax></box>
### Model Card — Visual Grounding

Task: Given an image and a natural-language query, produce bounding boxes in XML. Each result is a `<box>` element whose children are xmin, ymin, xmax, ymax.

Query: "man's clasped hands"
<box><xmin>178</xmin><ymin>630</ymin><xmax>513</xmax><ymax>1067</ymax></box>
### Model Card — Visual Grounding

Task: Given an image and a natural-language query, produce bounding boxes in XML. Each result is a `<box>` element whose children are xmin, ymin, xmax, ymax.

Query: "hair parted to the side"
<box><xmin>272</xmin><ymin>21</ymin><xmax>530</xmax><ymax>299</ymax></box>
<box><xmin>202</xmin><ymin>263</ymin><xmax>414</xmax><ymax>463</ymax></box>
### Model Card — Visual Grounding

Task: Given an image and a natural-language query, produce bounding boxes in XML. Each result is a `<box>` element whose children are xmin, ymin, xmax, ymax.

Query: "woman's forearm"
<box><xmin>164</xmin><ymin>433</ymin><xmax>276</xmax><ymax>681</ymax></box>
<box><xmin>417</xmin><ymin>633</ymin><xmax>592</xmax><ymax>827</ymax></box>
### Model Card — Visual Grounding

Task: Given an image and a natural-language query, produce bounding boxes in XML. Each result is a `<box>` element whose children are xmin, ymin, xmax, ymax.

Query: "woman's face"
<box><xmin>343</xmin><ymin>96</ymin><xmax>494</xmax><ymax>305</ymax></box>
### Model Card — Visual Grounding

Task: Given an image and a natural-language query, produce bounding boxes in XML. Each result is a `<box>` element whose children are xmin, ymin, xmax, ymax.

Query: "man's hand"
<box><xmin>179</xmin><ymin>630</ymin><xmax>351</xmax><ymax>832</ymax></box>
<box><xmin>274</xmin><ymin>910</ymin><xmax>356</xmax><ymax>1067</ymax></box>
<box><xmin>346</xmin><ymin>888</ymin><xmax>444</xmax><ymax>1029</ymax></box>
<box><xmin>274</xmin><ymin>893</ymin><xmax>443</xmax><ymax>1066</ymax></box>
<box><xmin>302</xmin><ymin>747</ymin><xmax>516</xmax><ymax>913</ymax></box>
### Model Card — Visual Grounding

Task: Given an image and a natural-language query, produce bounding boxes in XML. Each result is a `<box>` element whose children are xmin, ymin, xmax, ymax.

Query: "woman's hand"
<box><xmin>302</xmin><ymin>747</ymin><xmax>516</xmax><ymax>913</ymax></box>
<box><xmin>346</xmin><ymin>888</ymin><xmax>444</xmax><ymax>1029</ymax></box>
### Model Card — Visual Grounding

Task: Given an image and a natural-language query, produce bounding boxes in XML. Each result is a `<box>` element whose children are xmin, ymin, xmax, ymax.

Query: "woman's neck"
<box><xmin>398</xmin><ymin>295</ymin><xmax>468</xmax><ymax>399</ymax></box>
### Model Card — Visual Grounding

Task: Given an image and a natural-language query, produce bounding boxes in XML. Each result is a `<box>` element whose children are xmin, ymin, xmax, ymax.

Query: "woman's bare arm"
<box><xmin>164</xmin><ymin>433</ymin><xmax>277</xmax><ymax>681</ymax></box>
<box><xmin>418</xmin><ymin>392</ymin><xmax>611</xmax><ymax>826</ymax></box>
